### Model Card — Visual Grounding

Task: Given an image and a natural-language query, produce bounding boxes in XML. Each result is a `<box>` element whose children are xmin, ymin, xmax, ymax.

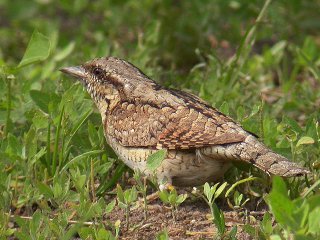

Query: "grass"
<box><xmin>0</xmin><ymin>0</ymin><xmax>320</xmax><ymax>239</ymax></box>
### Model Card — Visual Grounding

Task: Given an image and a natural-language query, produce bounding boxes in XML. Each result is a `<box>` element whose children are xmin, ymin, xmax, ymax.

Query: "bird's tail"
<box><xmin>237</xmin><ymin>135</ymin><xmax>309</xmax><ymax>177</ymax></box>
<box><xmin>201</xmin><ymin>135</ymin><xmax>309</xmax><ymax>177</ymax></box>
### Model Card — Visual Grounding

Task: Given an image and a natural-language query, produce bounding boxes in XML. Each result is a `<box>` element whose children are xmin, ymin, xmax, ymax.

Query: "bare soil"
<box><xmin>107</xmin><ymin>197</ymin><xmax>266</xmax><ymax>240</ymax></box>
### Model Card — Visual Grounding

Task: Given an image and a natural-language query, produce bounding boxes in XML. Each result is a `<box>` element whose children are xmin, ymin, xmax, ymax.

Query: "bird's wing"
<box><xmin>106</xmin><ymin>90</ymin><xmax>247</xmax><ymax>149</ymax></box>
<box><xmin>155</xmin><ymin>89</ymin><xmax>246</xmax><ymax>149</ymax></box>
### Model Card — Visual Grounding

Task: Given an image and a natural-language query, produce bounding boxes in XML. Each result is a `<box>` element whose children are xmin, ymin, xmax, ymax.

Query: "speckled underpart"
<box><xmin>61</xmin><ymin>57</ymin><xmax>309</xmax><ymax>187</ymax></box>
<box><xmin>107</xmin><ymin>134</ymin><xmax>230</xmax><ymax>186</ymax></box>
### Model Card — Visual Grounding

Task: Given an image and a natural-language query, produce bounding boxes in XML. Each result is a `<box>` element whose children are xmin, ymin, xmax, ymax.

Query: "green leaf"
<box><xmin>29</xmin><ymin>147</ymin><xmax>46</xmax><ymax>165</ymax></box>
<box><xmin>37</xmin><ymin>182</ymin><xmax>53</xmax><ymax>199</ymax></box>
<box><xmin>30</xmin><ymin>210</ymin><xmax>42</xmax><ymax>236</ymax></box>
<box><xmin>228</xmin><ymin>226</ymin><xmax>237</xmax><ymax>240</ymax></box>
<box><xmin>156</xmin><ymin>229</ymin><xmax>169</xmax><ymax>240</ymax></box>
<box><xmin>18</xmin><ymin>31</ymin><xmax>51</xmax><ymax>68</ymax></box>
<box><xmin>283</xmin><ymin>116</ymin><xmax>303</xmax><ymax>134</ymax></box>
<box><xmin>249</xmin><ymin>104</ymin><xmax>261</xmax><ymax>117</ymax></box>
<box><xmin>168</xmin><ymin>190</ymin><xmax>177</xmax><ymax>205</ymax></box>
<box><xmin>261</xmin><ymin>212</ymin><xmax>273</xmax><ymax>235</ymax></box>
<box><xmin>88</xmin><ymin>120</ymin><xmax>99</xmax><ymax>146</ymax></box>
<box><xmin>25</xmin><ymin>127</ymin><xmax>37</xmax><ymax>159</ymax></box>
<box><xmin>212</xmin><ymin>203</ymin><xmax>225</xmax><ymax>235</ymax></box>
<box><xmin>131</xmin><ymin>187</ymin><xmax>138</xmax><ymax>202</ymax></box>
<box><xmin>97</xmin><ymin>163</ymin><xmax>127</xmax><ymax>196</ymax></box>
<box><xmin>4</xmin><ymin>228</ymin><xmax>15</xmax><ymax>237</ymax></box>
<box><xmin>243</xmin><ymin>224</ymin><xmax>256</xmax><ymax>237</ymax></box>
<box><xmin>77</xmin><ymin>227</ymin><xmax>93</xmax><ymax>239</ymax></box>
<box><xmin>146</xmin><ymin>149</ymin><xmax>167</xmax><ymax>172</ymax></box>
<box><xmin>176</xmin><ymin>194</ymin><xmax>187</xmax><ymax>205</ymax></box>
<box><xmin>116</xmin><ymin>184</ymin><xmax>124</xmax><ymax>203</ymax></box>
<box><xmin>296</xmin><ymin>136</ymin><xmax>314</xmax><ymax>147</ymax></box>
<box><xmin>118</xmin><ymin>202</ymin><xmax>127</xmax><ymax>209</ymax></box>
<box><xmin>266</xmin><ymin>176</ymin><xmax>298</xmax><ymax>230</ymax></box>
<box><xmin>15</xmin><ymin>231</ymin><xmax>32</xmax><ymax>240</ymax></box>
<box><xmin>105</xmin><ymin>200</ymin><xmax>116</xmax><ymax>214</ymax></box>
<box><xmin>270</xmin><ymin>235</ymin><xmax>282</xmax><ymax>240</ymax></box>
<box><xmin>237</xmin><ymin>105</ymin><xmax>246</xmax><ymax>121</ymax></box>
<box><xmin>308</xmin><ymin>207</ymin><xmax>320</xmax><ymax>235</ymax></box>
<box><xmin>124</xmin><ymin>187</ymin><xmax>137</xmax><ymax>203</ymax></box>
<box><xmin>73</xmin><ymin>175</ymin><xmax>86</xmax><ymax>191</ymax></box>
<box><xmin>219</xmin><ymin>101</ymin><xmax>229</xmax><ymax>115</ymax></box>
<box><xmin>97</xmin><ymin>228</ymin><xmax>114</xmax><ymax>240</ymax></box>
<box><xmin>203</xmin><ymin>182</ymin><xmax>211</xmax><ymax>201</ymax></box>
<box><xmin>214</xmin><ymin>182</ymin><xmax>228</xmax><ymax>200</ymax></box>
<box><xmin>159</xmin><ymin>190</ymin><xmax>169</xmax><ymax>204</ymax></box>
<box><xmin>203</xmin><ymin>182</ymin><xmax>219</xmax><ymax>203</ymax></box>
<box><xmin>32</xmin><ymin>110</ymin><xmax>48</xmax><ymax>129</ymax></box>
<box><xmin>65</xmin><ymin>109</ymin><xmax>93</xmax><ymax>149</ymax></box>
<box><xmin>305</xmin><ymin>194</ymin><xmax>320</xmax><ymax>211</ymax></box>
<box><xmin>54</xmin><ymin>42</ymin><xmax>75</xmax><ymax>61</ymax></box>
<box><xmin>6</xmin><ymin>133</ymin><xmax>22</xmax><ymax>157</ymax></box>
<box><xmin>53</xmin><ymin>182</ymin><xmax>63</xmax><ymax>198</ymax></box>
<box><xmin>30</xmin><ymin>90</ymin><xmax>50</xmax><ymax>113</ymax></box>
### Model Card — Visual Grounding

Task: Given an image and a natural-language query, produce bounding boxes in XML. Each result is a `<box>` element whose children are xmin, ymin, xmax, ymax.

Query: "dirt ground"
<box><xmin>9</xmin><ymin>184</ymin><xmax>268</xmax><ymax>240</ymax></box>
<box><xmin>108</xmin><ymin>197</ymin><xmax>266</xmax><ymax>240</ymax></box>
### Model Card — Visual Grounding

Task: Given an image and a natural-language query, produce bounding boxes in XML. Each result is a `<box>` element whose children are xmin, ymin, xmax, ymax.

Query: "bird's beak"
<box><xmin>60</xmin><ymin>66</ymin><xmax>86</xmax><ymax>79</ymax></box>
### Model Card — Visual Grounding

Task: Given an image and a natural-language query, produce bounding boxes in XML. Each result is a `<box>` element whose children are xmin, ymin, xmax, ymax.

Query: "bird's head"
<box><xmin>60</xmin><ymin>57</ymin><xmax>156</xmax><ymax>113</ymax></box>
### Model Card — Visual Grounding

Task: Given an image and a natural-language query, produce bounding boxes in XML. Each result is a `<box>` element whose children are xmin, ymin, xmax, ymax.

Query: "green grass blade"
<box><xmin>225</xmin><ymin>176</ymin><xmax>258</xmax><ymax>198</ymax></box>
<box><xmin>65</xmin><ymin>109</ymin><xmax>93</xmax><ymax>151</ymax></box>
<box><xmin>5</xmin><ymin>75</ymin><xmax>12</xmax><ymax>137</ymax></box>
<box><xmin>45</xmin><ymin>119</ymin><xmax>51</xmax><ymax>172</ymax></box>
<box><xmin>97</xmin><ymin>162</ymin><xmax>127</xmax><ymax>196</ymax></box>
<box><xmin>52</xmin><ymin>105</ymin><xmax>65</xmax><ymax>176</ymax></box>
<box><xmin>59</xmin><ymin>149</ymin><xmax>104</xmax><ymax>174</ymax></box>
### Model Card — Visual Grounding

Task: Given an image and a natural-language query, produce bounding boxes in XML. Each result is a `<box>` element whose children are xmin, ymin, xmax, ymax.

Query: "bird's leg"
<box><xmin>145</xmin><ymin>178</ymin><xmax>174</xmax><ymax>203</ymax></box>
<box><xmin>136</xmin><ymin>175</ymin><xmax>173</xmax><ymax>208</ymax></box>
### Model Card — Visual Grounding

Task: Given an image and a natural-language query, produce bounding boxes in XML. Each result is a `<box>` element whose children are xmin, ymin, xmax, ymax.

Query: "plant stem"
<box><xmin>143</xmin><ymin>193</ymin><xmax>147</xmax><ymax>221</ymax></box>
<box><xmin>172</xmin><ymin>207</ymin><xmax>176</xmax><ymax>223</ymax></box>
<box><xmin>46</xmin><ymin>119</ymin><xmax>51</xmax><ymax>173</ymax></box>
<box><xmin>209</xmin><ymin>202</ymin><xmax>214</xmax><ymax>225</ymax></box>
<box><xmin>58</xmin><ymin>128</ymin><xmax>66</xmax><ymax>171</ymax></box>
<box><xmin>126</xmin><ymin>207</ymin><xmax>129</xmax><ymax>230</ymax></box>
<box><xmin>5</xmin><ymin>75</ymin><xmax>12</xmax><ymax>137</ymax></box>
<box><xmin>90</xmin><ymin>158</ymin><xmax>96</xmax><ymax>202</ymax></box>
<box><xmin>290</xmin><ymin>141</ymin><xmax>295</xmax><ymax>162</ymax></box>
<box><xmin>143</xmin><ymin>177</ymin><xmax>148</xmax><ymax>220</ymax></box>
<box><xmin>259</xmin><ymin>96</ymin><xmax>264</xmax><ymax>140</ymax></box>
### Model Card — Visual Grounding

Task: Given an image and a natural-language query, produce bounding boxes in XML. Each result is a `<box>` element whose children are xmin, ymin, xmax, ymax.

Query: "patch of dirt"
<box><xmin>108</xmin><ymin>197</ymin><xmax>265</xmax><ymax>240</ymax></box>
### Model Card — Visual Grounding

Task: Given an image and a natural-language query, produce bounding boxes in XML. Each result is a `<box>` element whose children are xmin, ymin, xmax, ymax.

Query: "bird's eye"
<box><xmin>93</xmin><ymin>67</ymin><xmax>103</xmax><ymax>77</ymax></box>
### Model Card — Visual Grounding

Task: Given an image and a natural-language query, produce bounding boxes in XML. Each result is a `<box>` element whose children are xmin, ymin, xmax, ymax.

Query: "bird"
<box><xmin>60</xmin><ymin>57</ymin><xmax>309</xmax><ymax>187</ymax></box>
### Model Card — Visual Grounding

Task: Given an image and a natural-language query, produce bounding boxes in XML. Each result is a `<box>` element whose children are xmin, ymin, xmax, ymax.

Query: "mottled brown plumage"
<box><xmin>60</xmin><ymin>57</ymin><xmax>309</xmax><ymax>186</ymax></box>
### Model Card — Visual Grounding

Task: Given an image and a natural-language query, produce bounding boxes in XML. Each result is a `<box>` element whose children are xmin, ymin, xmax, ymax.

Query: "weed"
<box><xmin>116</xmin><ymin>184</ymin><xmax>138</xmax><ymax>230</ymax></box>
<box><xmin>133</xmin><ymin>170</ymin><xmax>148</xmax><ymax>220</ymax></box>
<box><xmin>201</xmin><ymin>182</ymin><xmax>228</xmax><ymax>238</ymax></box>
<box><xmin>159</xmin><ymin>188</ymin><xmax>188</xmax><ymax>222</ymax></box>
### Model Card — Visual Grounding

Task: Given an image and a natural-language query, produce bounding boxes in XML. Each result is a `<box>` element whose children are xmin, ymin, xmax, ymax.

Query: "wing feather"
<box><xmin>106</xmin><ymin>89</ymin><xmax>247</xmax><ymax>149</ymax></box>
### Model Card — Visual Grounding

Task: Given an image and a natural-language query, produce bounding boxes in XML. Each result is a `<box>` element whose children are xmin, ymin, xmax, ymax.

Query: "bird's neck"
<box><xmin>96</xmin><ymin>96</ymin><xmax>121</xmax><ymax>122</ymax></box>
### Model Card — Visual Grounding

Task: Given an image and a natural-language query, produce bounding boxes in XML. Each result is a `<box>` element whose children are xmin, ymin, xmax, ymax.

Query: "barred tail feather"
<box><xmin>202</xmin><ymin>135</ymin><xmax>310</xmax><ymax>177</ymax></box>
<box><xmin>254</xmin><ymin>151</ymin><xmax>309</xmax><ymax>177</ymax></box>
<box><xmin>242</xmin><ymin>135</ymin><xmax>309</xmax><ymax>177</ymax></box>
